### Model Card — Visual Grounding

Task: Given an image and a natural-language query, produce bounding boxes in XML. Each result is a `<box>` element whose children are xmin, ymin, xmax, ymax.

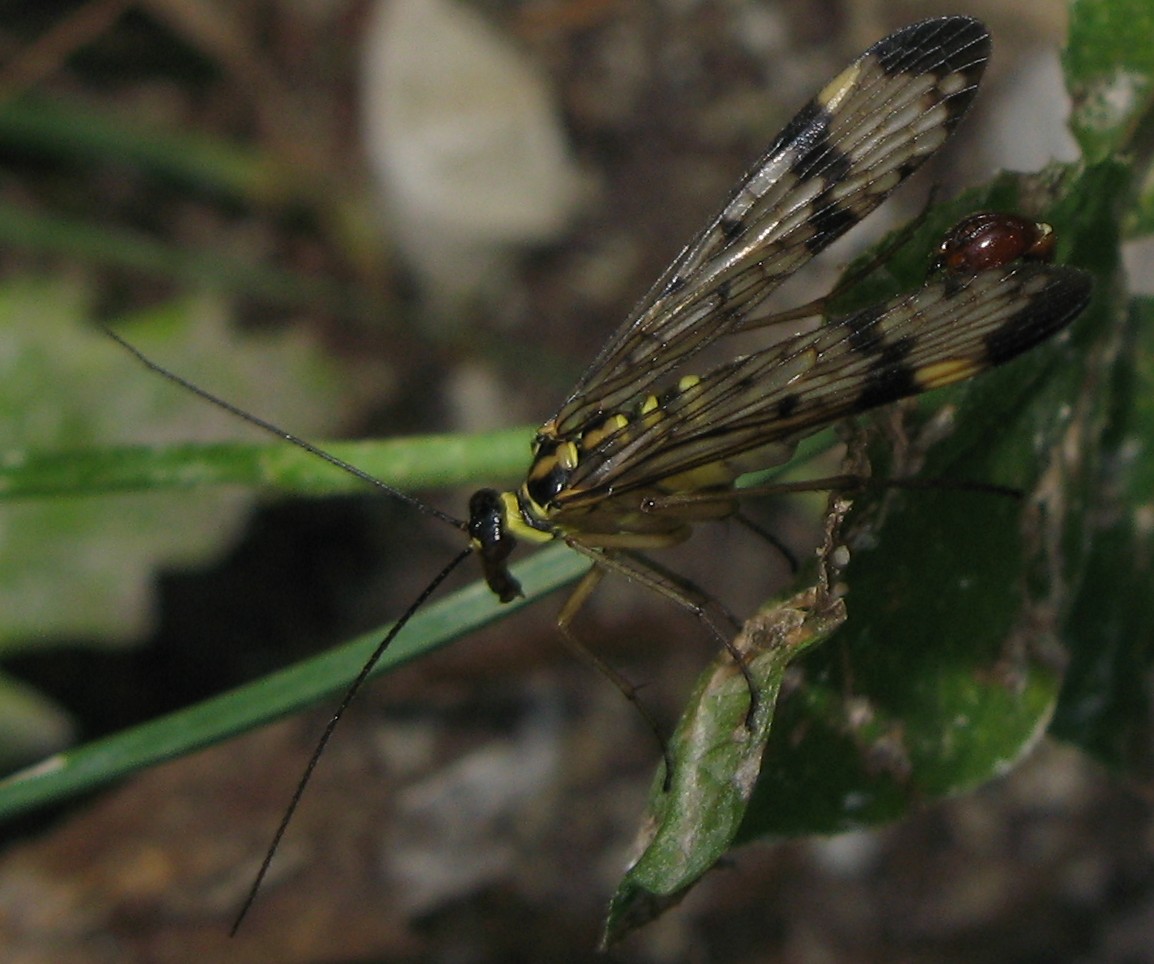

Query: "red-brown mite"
<box><xmin>932</xmin><ymin>212</ymin><xmax>1056</xmax><ymax>274</ymax></box>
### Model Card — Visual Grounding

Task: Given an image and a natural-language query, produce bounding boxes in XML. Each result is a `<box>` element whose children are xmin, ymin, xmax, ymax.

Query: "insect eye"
<box><xmin>467</xmin><ymin>488</ymin><xmax>506</xmax><ymax>545</ymax></box>
<box><xmin>467</xmin><ymin>488</ymin><xmax>522</xmax><ymax>602</ymax></box>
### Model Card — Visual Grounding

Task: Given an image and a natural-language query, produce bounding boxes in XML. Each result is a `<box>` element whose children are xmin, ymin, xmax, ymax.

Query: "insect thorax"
<box><xmin>509</xmin><ymin>386</ymin><xmax>749</xmax><ymax>545</ymax></box>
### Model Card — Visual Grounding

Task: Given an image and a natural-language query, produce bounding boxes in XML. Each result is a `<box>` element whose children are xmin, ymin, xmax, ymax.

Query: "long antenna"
<box><xmin>101</xmin><ymin>325</ymin><xmax>480</xmax><ymax>929</ymax></box>
<box><xmin>100</xmin><ymin>325</ymin><xmax>467</xmax><ymax>531</ymax></box>
<box><xmin>230</xmin><ymin>543</ymin><xmax>474</xmax><ymax>935</ymax></box>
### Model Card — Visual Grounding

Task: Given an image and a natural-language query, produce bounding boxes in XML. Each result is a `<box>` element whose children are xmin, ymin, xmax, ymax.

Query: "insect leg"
<box><xmin>642</xmin><ymin>476</ymin><xmax>865</xmax><ymax>514</ymax></box>
<box><xmin>563</xmin><ymin>540</ymin><xmax>761</xmax><ymax>728</ymax></box>
<box><xmin>553</xmin><ymin>564</ymin><xmax>676</xmax><ymax>782</ymax></box>
<box><xmin>732</xmin><ymin>511</ymin><xmax>800</xmax><ymax>573</ymax></box>
<box><xmin>615</xmin><ymin>547</ymin><xmax>742</xmax><ymax>635</ymax></box>
<box><xmin>648</xmin><ymin>473</ymin><xmax>1023</xmax><ymax>518</ymax></box>
<box><xmin>731</xmin><ymin>474</ymin><xmax>1023</xmax><ymax>501</ymax></box>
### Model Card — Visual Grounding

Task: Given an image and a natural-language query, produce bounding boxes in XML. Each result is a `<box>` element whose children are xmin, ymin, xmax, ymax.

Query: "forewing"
<box><xmin>551</xmin><ymin>17</ymin><xmax>991</xmax><ymax>436</ymax></box>
<box><xmin>555</xmin><ymin>262</ymin><xmax>1092</xmax><ymax>505</ymax></box>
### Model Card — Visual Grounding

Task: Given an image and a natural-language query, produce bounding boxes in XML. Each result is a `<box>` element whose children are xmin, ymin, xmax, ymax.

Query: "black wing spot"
<box><xmin>844</xmin><ymin>304</ymin><xmax>889</xmax><ymax>354</ymax></box>
<box><xmin>719</xmin><ymin>218</ymin><xmax>745</xmax><ymax>242</ymax></box>
<box><xmin>983</xmin><ymin>272</ymin><xmax>1093</xmax><ymax>365</ymax></box>
<box><xmin>806</xmin><ymin>194</ymin><xmax>857</xmax><ymax>254</ymax></box>
<box><xmin>792</xmin><ymin>132</ymin><xmax>850</xmax><ymax>184</ymax></box>
<box><xmin>858</xmin><ymin>361</ymin><xmax>918</xmax><ymax>409</ymax></box>
<box><xmin>879</xmin><ymin>335</ymin><xmax>916</xmax><ymax>369</ymax></box>
<box><xmin>763</xmin><ymin>100</ymin><xmax>828</xmax><ymax>161</ymax></box>
<box><xmin>874</xmin><ymin>17</ymin><xmax>990</xmax><ymax>79</ymax></box>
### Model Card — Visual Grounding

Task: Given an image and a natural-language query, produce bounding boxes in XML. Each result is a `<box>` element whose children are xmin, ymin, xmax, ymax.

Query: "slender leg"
<box><xmin>563</xmin><ymin>539</ymin><xmax>762</xmax><ymax>728</ymax></box>
<box><xmin>554</xmin><ymin>565</ymin><xmax>675</xmax><ymax>784</ymax></box>
<box><xmin>733</xmin><ymin>511</ymin><xmax>799</xmax><ymax>573</ymax></box>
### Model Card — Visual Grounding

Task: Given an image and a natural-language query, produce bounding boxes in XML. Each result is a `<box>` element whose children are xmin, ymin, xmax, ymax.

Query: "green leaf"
<box><xmin>735</xmin><ymin>159</ymin><xmax>1127</xmax><ymax>838</ymax></box>
<box><xmin>1066</xmin><ymin>0</ymin><xmax>1154</xmax><ymax>162</ymax></box>
<box><xmin>0</xmin><ymin>277</ymin><xmax>364</xmax><ymax>769</ymax></box>
<box><xmin>1052</xmin><ymin>295</ymin><xmax>1154</xmax><ymax>772</ymax></box>
<box><xmin>0</xmin><ymin>279</ymin><xmax>353</xmax><ymax>650</ymax></box>
<box><xmin>604</xmin><ymin>537</ymin><xmax>846</xmax><ymax>946</ymax></box>
<box><xmin>1066</xmin><ymin>0</ymin><xmax>1154</xmax><ymax>232</ymax></box>
<box><xmin>0</xmin><ymin>675</ymin><xmax>74</xmax><ymax>771</ymax></box>
<box><xmin>603</xmin><ymin>156</ymin><xmax>1126</xmax><ymax>937</ymax></box>
<box><xmin>2</xmin><ymin>16</ymin><xmax>1143</xmax><ymax>949</ymax></box>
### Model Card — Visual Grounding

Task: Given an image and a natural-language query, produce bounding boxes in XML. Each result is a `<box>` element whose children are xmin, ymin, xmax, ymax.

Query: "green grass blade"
<box><xmin>0</xmin><ymin>542</ymin><xmax>586</xmax><ymax>822</ymax></box>
<box><xmin>0</xmin><ymin>428</ymin><xmax>535</xmax><ymax>499</ymax></box>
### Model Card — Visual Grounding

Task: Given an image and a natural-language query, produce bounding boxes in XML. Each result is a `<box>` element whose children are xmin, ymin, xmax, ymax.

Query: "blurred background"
<box><xmin>0</xmin><ymin>1</ymin><xmax>1149</xmax><ymax>961</ymax></box>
